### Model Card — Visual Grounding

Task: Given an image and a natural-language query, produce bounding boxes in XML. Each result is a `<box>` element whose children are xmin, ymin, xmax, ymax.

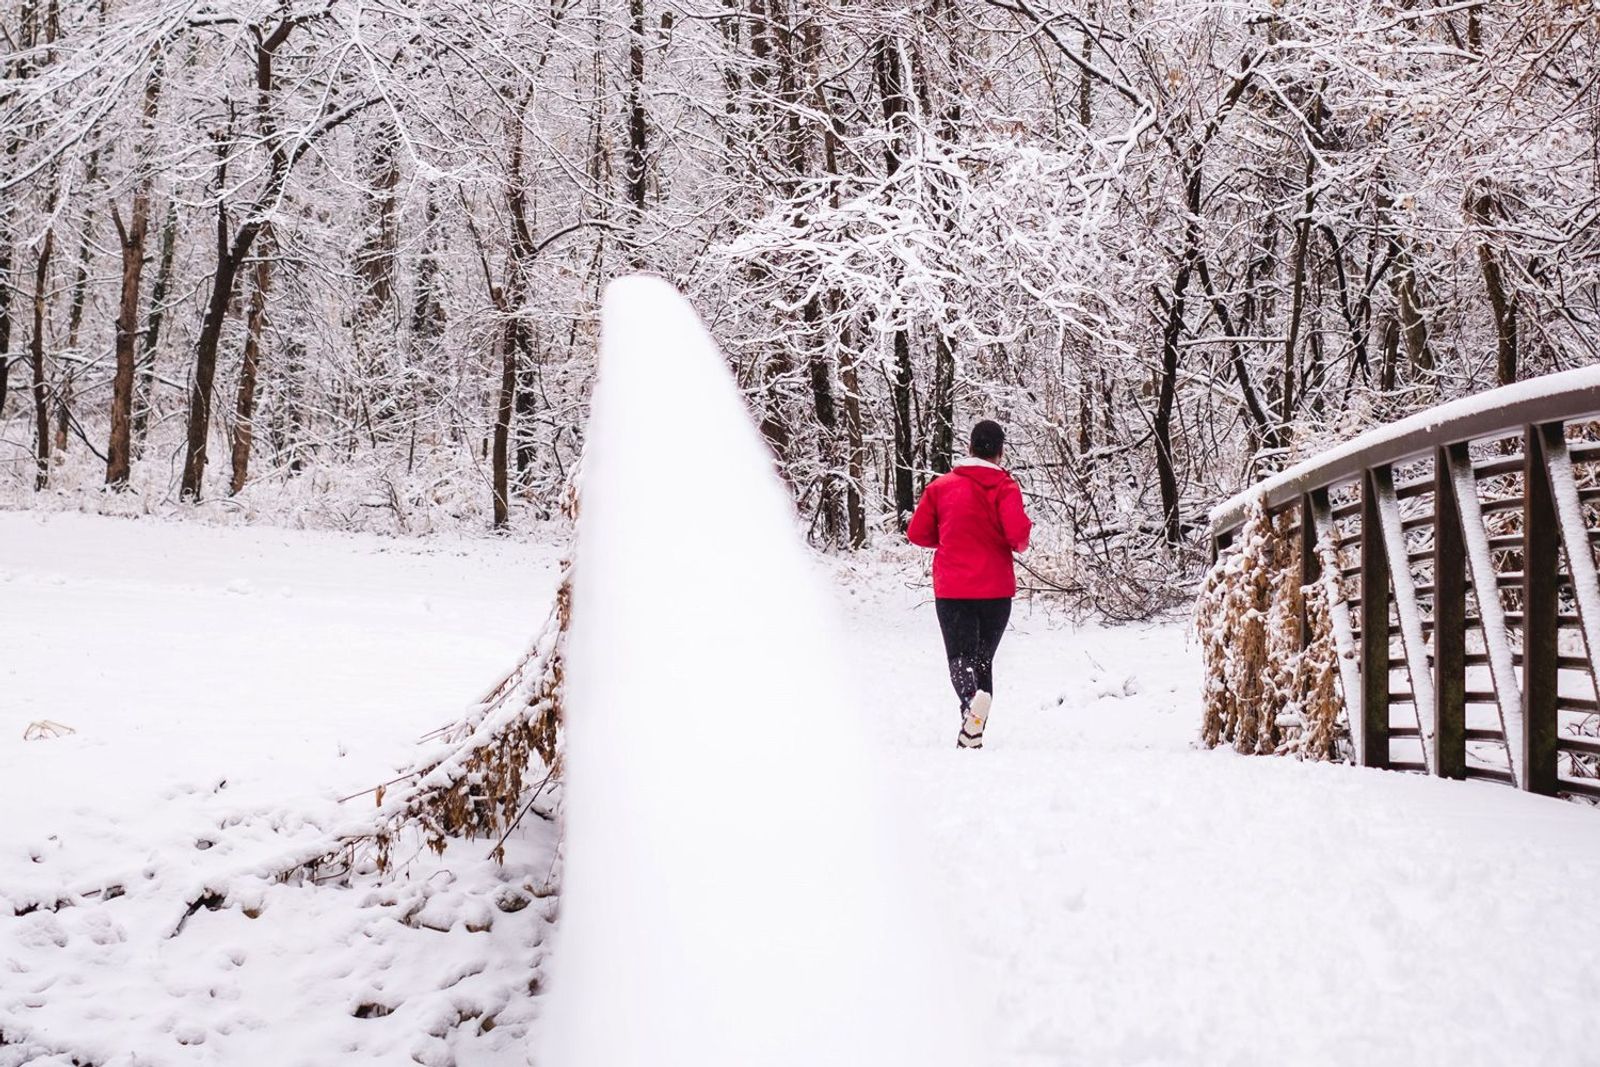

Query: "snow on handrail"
<box><xmin>540</xmin><ymin>276</ymin><xmax>973</xmax><ymax>1066</ymax></box>
<box><xmin>1211</xmin><ymin>366</ymin><xmax>1600</xmax><ymax>535</ymax></box>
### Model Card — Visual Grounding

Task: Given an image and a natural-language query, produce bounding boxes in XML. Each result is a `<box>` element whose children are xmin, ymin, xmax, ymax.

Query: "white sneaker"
<box><xmin>958</xmin><ymin>691</ymin><xmax>992</xmax><ymax>749</ymax></box>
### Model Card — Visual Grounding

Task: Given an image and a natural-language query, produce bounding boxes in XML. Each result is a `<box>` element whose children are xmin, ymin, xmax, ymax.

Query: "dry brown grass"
<box><xmin>1198</xmin><ymin>502</ymin><xmax>1346</xmax><ymax>758</ymax></box>
<box><xmin>23</xmin><ymin>720</ymin><xmax>77</xmax><ymax>740</ymax></box>
<box><xmin>283</xmin><ymin>573</ymin><xmax>568</xmax><ymax>884</ymax></box>
<box><xmin>1285</xmin><ymin>538</ymin><xmax>1346</xmax><ymax>761</ymax></box>
<box><xmin>286</xmin><ymin>482</ymin><xmax>583</xmax><ymax>884</ymax></box>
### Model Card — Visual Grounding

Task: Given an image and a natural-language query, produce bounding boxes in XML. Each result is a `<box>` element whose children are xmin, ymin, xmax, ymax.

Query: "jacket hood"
<box><xmin>952</xmin><ymin>461</ymin><xmax>1011</xmax><ymax>488</ymax></box>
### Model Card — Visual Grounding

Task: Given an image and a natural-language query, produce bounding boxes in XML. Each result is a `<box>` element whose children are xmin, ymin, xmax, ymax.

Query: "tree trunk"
<box><xmin>132</xmin><ymin>197</ymin><xmax>179</xmax><ymax>452</ymax></box>
<box><xmin>491</xmin><ymin>286</ymin><xmax>516</xmax><ymax>530</ymax></box>
<box><xmin>180</xmin><ymin>199</ymin><xmax>255</xmax><ymax>500</ymax></box>
<box><xmin>624</xmin><ymin>0</ymin><xmax>648</xmax><ymax>266</ymax></box>
<box><xmin>1154</xmin><ymin>164</ymin><xmax>1203</xmax><ymax>548</ymax></box>
<box><xmin>757</xmin><ymin>354</ymin><xmax>794</xmax><ymax>472</ymax></box>
<box><xmin>1077</xmin><ymin>367</ymin><xmax>1093</xmax><ymax>455</ymax></box>
<box><xmin>1378</xmin><ymin>315</ymin><xmax>1400</xmax><ymax>392</ymax></box>
<box><xmin>354</xmin><ymin>131</ymin><xmax>399</xmax><ymax>319</ymax></box>
<box><xmin>1280</xmin><ymin>151</ymin><xmax>1315</xmax><ymax>427</ymax></box>
<box><xmin>492</xmin><ymin>108</ymin><xmax>542</xmax><ymax>525</ymax></box>
<box><xmin>229</xmin><ymin>240</ymin><xmax>272</xmax><ymax>495</ymax></box>
<box><xmin>1470</xmin><ymin>186</ymin><xmax>1518</xmax><ymax>386</ymax></box>
<box><xmin>924</xmin><ymin>5</ymin><xmax>961</xmax><ymax>481</ymax></box>
<box><xmin>719</xmin><ymin>0</ymin><xmax>743</xmax><ymax>159</ymax></box>
<box><xmin>1194</xmin><ymin>253</ymin><xmax>1274</xmax><ymax>445</ymax></box>
<box><xmin>1077</xmin><ymin>2</ymin><xmax>1093</xmax><ymax>129</ymax></box>
<box><xmin>409</xmin><ymin>197</ymin><xmax>446</xmax><ymax>360</ymax></box>
<box><xmin>1154</xmin><ymin>287</ymin><xmax>1188</xmax><ymax>548</ymax></box>
<box><xmin>876</xmin><ymin>36</ymin><xmax>917</xmax><ymax>525</ymax></box>
<box><xmin>106</xmin><ymin>189</ymin><xmax>152</xmax><ymax>487</ymax></box>
<box><xmin>53</xmin><ymin>369</ymin><xmax>71</xmax><ymax>454</ymax></box>
<box><xmin>1393</xmin><ymin>261</ymin><xmax>1431</xmax><ymax>375</ymax></box>
<box><xmin>0</xmin><ymin>234</ymin><xmax>11</xmax><ymax>421</ymax></box>
<box><xmin>2</xmin><ymin>0</ymin><xmax>31</xmax><ymax>423</ymax></box>
<box><xmin>802</xmin><ymin>19</ymin><xmax>864</xmax><ymax>545</ymax></box>
<box><xmin>108</xmin><ymin>62</ymin><xmax>164</xmax><ymax>486</ymax></box>
<box><xmin>891</xmin><ymin>327</ymin><xmax>916</xmax><ymax>524</ymax></box>
<box><xmin>282</xmin><ymin>339</ymin><xmax>307</xmax><ymax>476</ymax></box>
<box><xmin>804</xmin><ymin>294</ymin><xmax>842</xmax><ymax>542</ymax></box>
<box><xmin>836</xmin><ymin>306</ymin><xmax>867</xmax><ymax>547</ymax></box>
<box><xmin>931</xmin><ymin>333</ymin><xmax>955</xmax><ymax>474</ymax></box>
<box><xmin>62</xmin><ymin>148</ymin><xmax>103</xmax><ymax>366</ymax></box>
<box><xmin>1318</xmin><ymin>223</ymin><xmax>1370</xmax><ymax>394</ymax></box>
<box><xmin>30</xmin><ymin>229</ymin><xmax>54</xmax><ymax>490</ymax></box>
<box><xmin>354</xmin><ymin>128</ymin><xmax>400</xmax><ymax>429</ymax></box>
<box><xmin>181</xmin><ymin>15</ymin><xmax>312</xmax><ymax>500</ymax></box>
<box><xmin>516</xmin><ymin>329</ymin><xmax>540</xmax><ymax>476</ymax></box>
<box><xmin>56</xmin><ymin>171</ymin><xmax>93</xmax><ymax>458</ymax></box>
<box><xmin>1377</xmin><ymin>180</ymin><xmax>1433</xmax><ymax>378</ymax></box>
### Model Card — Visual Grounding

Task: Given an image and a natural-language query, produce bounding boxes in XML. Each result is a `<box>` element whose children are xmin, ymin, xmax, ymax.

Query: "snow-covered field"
<box><xmin>1</xmin><ymin>512</ymin><xmax>565</xmax><ymax>1066</ymax></box>
<box><xmin>6</xmin><ymin>509</ymin><xmax>1600</xmax><ymax>1065</ymax></box>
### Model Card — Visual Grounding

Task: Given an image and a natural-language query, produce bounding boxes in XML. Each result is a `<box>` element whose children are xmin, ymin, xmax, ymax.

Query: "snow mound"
<box><xmin>542</xmin><ymin>276</ymin><xmax>975</xmax><ymax>1066</ymax></box>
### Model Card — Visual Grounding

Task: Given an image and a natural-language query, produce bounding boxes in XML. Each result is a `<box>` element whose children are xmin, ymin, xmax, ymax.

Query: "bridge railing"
<box><xmin>1209</xmin><ymin>368</ymin><xmax>1600</xmax><ymax>800</ymax></box>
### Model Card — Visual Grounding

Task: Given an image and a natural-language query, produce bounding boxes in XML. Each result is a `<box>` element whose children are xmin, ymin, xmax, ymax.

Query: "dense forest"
<box><xmin>2</xmin><ymin>0</ymin><xmax>1596</xmax><ymax>610</ymax></box>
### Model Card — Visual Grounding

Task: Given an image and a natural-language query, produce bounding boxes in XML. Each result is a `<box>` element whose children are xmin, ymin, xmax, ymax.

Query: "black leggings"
<box><xmin>935</xmin><ymin>597</ymin><xmax>1012</xmax><ymax>710</ymax></box>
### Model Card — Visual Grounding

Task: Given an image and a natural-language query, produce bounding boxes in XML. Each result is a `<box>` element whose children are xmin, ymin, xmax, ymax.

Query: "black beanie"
<box><xmin>970</xmin><ymin>420</ymin><xmax>1005</xmax><ymax>460</ymax></box>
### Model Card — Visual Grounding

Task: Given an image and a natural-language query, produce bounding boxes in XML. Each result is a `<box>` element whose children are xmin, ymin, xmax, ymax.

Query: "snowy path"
<box><xmin>837</xmin><ymin>556</ymin><xmax>1600</xmax><ymax>1067</ymax></box>
<box><xmin>6</xmin><ymin>514</ymin><xmax>1600</xmax><ymax>1064</ymax></box>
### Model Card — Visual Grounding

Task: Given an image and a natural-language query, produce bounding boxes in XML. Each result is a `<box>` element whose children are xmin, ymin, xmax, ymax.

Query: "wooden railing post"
<box><xmin>1523</xmin><ymin>422</ymin><xmax>1561</xmax><ymax>795</ymax></box>
<box><xmin>1445</xmin><ymin>443</ymin><xmax>1526</xmax><ymax>785</ymax></box>
<box><xmin>1370</xmin><ymin>464</ymin><xmax>1436</xmax><ymax>767</ymax></box>
<box><xmin>1305</xmin><ymin>488</ymin><xmax>1363</xmax><ymax>756</ymax></box>
<box><xmin>1433</xmin><ymin>445</ymin><xmax>1467</xmax><ymax>779</ymax></box>
<box><xmin>1299</xmin><ymin>493</ymin><xmax>1318</xmax><ymax>649</ymax></box>
<box><xmin>1360</xmin><ymin>467</ymin><xmax>1391</xmax><ymax>768</ymax></box>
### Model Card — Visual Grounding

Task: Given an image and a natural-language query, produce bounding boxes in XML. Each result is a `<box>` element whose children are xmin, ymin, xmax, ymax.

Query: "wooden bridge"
<box><xmin>1209</xmin><ymin>368</ymin><xmax>1600</xmax><ymax>799</ymax></box>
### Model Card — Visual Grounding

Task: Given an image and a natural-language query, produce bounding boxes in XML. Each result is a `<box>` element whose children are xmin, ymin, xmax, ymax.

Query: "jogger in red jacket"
<box><xmin>907</xmin><ymin>420</ymin><xmax>1032</xmax><ymax>748</ymax></box>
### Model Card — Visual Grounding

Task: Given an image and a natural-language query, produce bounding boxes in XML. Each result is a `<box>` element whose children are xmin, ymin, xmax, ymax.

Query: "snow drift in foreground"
<box><xmin>0</xmin><ymin>516</ymin><xmax>564</xmax><ymax>1064</ymax></box>
<box><xmin>542</xmin><ymin>276</ymin><xmax>975</xmax><ymax>1066</ymax></box>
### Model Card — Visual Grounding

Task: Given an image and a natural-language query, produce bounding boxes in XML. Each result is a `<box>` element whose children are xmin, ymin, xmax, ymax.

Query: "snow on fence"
<box><xmin>540</xmin><ymin>277</ymin><xmax>973</xmax><ymax>1066</ymax></box>
<box><xmin>1204</xmin><ymin>369</ymin><xmax>1600</xmax><ymax>801</ymax></box>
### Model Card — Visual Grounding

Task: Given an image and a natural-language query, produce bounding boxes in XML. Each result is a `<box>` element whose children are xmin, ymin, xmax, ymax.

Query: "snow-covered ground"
<box><xmin>1</xmin><ymin>512</ymin><xmax>565</xmax><ymax>1066</ymax></box>
<box><xmin>7</xmin><ymin>510</ymin><xmax>1600</xmax><ymax>1065</ymax></box>
<box><xmin>841</xmin><ymin>559</ymin><xmax>1600</xmax><ymax>1065</ymax></box>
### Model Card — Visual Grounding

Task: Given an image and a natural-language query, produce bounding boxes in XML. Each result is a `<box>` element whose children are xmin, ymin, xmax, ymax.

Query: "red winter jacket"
<box><xmin>906</xmin><ymin>459</ymin><xmax>1032</xmax><ymax>599</ymax></box>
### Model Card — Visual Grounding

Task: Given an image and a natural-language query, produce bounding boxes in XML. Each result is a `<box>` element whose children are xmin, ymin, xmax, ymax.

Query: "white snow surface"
<box><xmin>846</xmin><ymin>570</ymin><xmax>1600</xmax><ymax>1065</ymax></box>
<box><xmin>544</xmin><ymin>276</ymin><xmax>977</xmax><ymax>1067</ymax></box>
<box><xmin>1</xmin><ymin>512</ymin><xmax>564</xmax><ymax>1065</ymax></box>
<box><xmin>7</xmin><ymin>472</ymin><xmax>1600</xmax><ymax>1060</ymax></box>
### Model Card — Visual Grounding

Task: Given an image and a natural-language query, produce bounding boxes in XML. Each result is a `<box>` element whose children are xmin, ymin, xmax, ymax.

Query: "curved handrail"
<box><xmin>1210</xmin><ymin>367</ymin><xmax>1600</xmax><ymax>537</ymax></box>
<box><xmin>1201</xmin><ymin>363</ymin><xmax>1600</xmax><ymax>802</ymax></box>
